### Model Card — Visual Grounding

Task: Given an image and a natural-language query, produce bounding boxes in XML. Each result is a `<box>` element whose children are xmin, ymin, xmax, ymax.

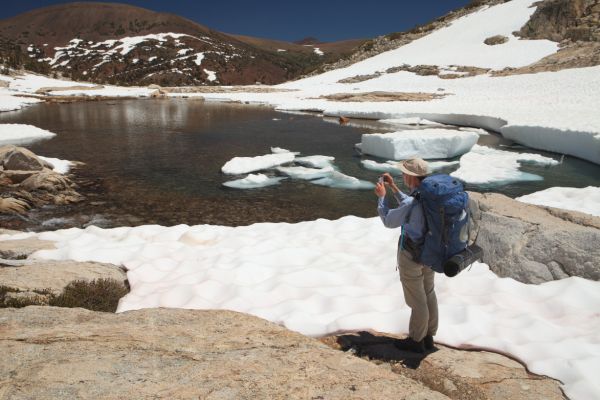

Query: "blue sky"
<box><xmin>1</xmin><ymin>0</ymin><xmax>471</xmax><ymax>42</ymax></box>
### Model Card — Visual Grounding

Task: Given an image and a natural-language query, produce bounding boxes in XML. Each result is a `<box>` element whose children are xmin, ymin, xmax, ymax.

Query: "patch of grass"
<box><xmin>1</xmin><ymin>279</ymin><xmax>128</xmax><ymax>312</ymax></box>
<box><xmin>49</xmin><ymin>279</ymin><xmax>129</xmax><ymax>313</ymax></box>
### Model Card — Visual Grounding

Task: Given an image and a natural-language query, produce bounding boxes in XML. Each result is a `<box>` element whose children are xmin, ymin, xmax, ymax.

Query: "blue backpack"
<box><xmin>412</xmin><ymin>174</ymin><xmax>470</xmax><ymax>273</ymax></box>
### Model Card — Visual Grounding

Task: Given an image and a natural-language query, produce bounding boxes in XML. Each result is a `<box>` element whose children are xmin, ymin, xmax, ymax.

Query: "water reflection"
<box><xmin>1</xmin><ymin>99</ymin><xmax>599</xmax><ymax>229</ymax></box>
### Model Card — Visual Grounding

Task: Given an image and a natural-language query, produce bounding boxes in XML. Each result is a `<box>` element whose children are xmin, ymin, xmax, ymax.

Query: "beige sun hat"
<box><xmin>398</xmin><ymin>157</ymin><xmax>430</xmax><ymax>177</ymax></box>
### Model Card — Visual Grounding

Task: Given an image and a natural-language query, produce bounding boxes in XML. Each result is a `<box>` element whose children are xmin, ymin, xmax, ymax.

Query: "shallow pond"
<box><xmin>1</xmin><ymin>99</ymin><xmax>599</xmax><ymax>230</ymax></box>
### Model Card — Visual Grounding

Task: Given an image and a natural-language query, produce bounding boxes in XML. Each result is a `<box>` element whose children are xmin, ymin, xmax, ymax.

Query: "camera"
<box><xmin>443</xmin><ymin>244</ymin><xmax>483</xmax><ymax>277</ymax></box>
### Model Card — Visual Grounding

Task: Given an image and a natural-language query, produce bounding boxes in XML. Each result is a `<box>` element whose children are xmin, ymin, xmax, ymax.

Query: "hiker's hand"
<box><xmin>375</xmin><ymin>182</ymin><xmax>386</xmax><ymax>197</ymax></box>
<box><xmin>382</xmin><ymin>173</ymin><xmax>394</xmax><ymax>185</ymax></box>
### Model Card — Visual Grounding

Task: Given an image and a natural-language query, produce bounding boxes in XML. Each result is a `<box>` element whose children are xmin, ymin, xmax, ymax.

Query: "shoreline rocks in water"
<box><xmin>0</xmin><ymin>145</ymin><xmax>84</xmax><ymax>215</ymax></box>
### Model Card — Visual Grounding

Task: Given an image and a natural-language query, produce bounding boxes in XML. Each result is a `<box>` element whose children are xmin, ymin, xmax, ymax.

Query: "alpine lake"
<box><xmin>1</xmin><ymin>98</ymin><xmax>599</xmax><ymax>231</ymax></box>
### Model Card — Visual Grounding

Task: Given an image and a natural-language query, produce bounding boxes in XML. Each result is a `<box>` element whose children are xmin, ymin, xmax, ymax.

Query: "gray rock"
<box><xmin>470</xmin><ymin>192</ymin><xmax>600</xmax><ymax>283</ymax></box>
<box><xmin>0</xmin><ymin>259</ymin><xmax>126</xmax><ymax>296</ymax></box>
<box><xmin>0</xmin><ymin>145</ymin><xmax>45</xmax><ymax>171</ymax></box>
<box><xmin>0</xmin><ymin>236</ymin><xmax>55</xmax><ymax>259</ymax></box>
<box><xmin>484</xmin><ymin>35</ymin><xmax>509</xmax><ymax>45</ymax></box>
<box><xmin>0</xmin><ymin>307</ymin><xmax>449</xmax><ymax>400</ymax></box>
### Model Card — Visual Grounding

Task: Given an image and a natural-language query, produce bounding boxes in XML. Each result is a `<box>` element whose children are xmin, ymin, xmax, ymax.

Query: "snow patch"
<box><xmin>0</xmin><ymin>124</ymin><xmax>56</xmax><ymax>145</ymax></box>
<box><xmin>516</xmin><ymin>186</ymin><xmax>600</xmax><ymax>217</ymax></box>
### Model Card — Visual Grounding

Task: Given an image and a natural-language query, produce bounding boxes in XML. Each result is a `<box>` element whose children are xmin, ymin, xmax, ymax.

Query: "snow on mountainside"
<box><xmin>0</xmin><ymin>2</ymin><xmax>360</xmax><ymax>86</ymax></box>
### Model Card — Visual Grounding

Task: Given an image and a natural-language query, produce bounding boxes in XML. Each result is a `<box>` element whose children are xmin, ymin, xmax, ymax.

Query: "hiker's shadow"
<box><xmin>334</xmin><ymin>331</ymin><xmax>438</xmax><ymax>369</ymax></box>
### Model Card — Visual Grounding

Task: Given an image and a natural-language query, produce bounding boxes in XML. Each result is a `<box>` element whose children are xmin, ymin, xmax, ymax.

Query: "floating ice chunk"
<box><xmin>361</xmin><ymin>160</ymin><xmax>401</xmax><ymax>173</ymax></box>
<box><xmin>311</xmin><ymin>171</ymin><xmax>374</xmax><ymax>190</ymax></box>
<box><xmin>276</xmin><ymin>166</ymin><xmax>334</xmax><ymax>180</ymax></box>
<box><xmin>0</xmin><ymin>124</ymin><xmax>56</xmax><ymax>145</ymax></box>
<box><xmin>381</xmin><ymin>117</ymin><xmax>447</xmax><ymax>127</ymax></box>
<box><xmin>451</xmin><ymin>145</ymin><xmax>558</xmax><ymax>185</ymax></box>
<box><xmin>516</xmin><ymin>186</ymin><xmax>600</xmax><ymax>217</ymax></box>
<box><xmin>223</xmin><ymin>174</ymin><xmax>286</xmax><ymax>189</ymax></box>
<box><xmin>459</xmin><ymin>127</ymin><xmax>490</xmax><ymax>135</ymax></box>
<box><xmin>362</xmin><ymin>159</ymin><xmax>459</xmax><ymax>173</ymax></box>
<box><xmin>428</xmin><ymin>160</ymin><xmax>460</xmax><ymax>171</ymax></box>
<box><xmin>38</xmin><ymin>156</ymin><xmax>74</xmax><ymax>174</ymax></box>
<box><xmin>221</xmin><ymin>152</ymin><xmax>295</xmax><ymax>175</ymax></box>
<box><xmin>295</xmin><ymin>155</ymin><xmax>335</xmax><ymax>168</ymax></box>
<box><xmin>271</xmin><ymin>147</ymin><xmax>300</xmax><ymax>155</ymax></box>
<box><xmin>361</xmin><ymin>129</ymin><xmax>478</xmax><ymax>160</ymax></box>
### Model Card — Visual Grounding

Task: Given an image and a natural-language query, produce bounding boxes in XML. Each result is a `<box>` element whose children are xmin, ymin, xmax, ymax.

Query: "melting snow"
<box><xmin>221</xmin><ymin>152</ymin><xmax>295</xmax><ymax>175</ymax></box>
<box><xmin>223</xmin><ymin>173</ymin><xmax>286</xmax><ymax>189</ymax></box>
<box><xmin>516</xmin><ymin>186</ymin><xmax>600</xmax><ymax>217</ymax></box>
<box><xmin>0</xmin><ymin>123</ymin><xmax>56</xmax><ymax>145</ymax></box>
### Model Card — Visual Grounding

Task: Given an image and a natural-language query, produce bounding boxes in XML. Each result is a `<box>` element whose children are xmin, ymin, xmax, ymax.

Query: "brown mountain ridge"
<box><xmin>0</xmin><ymin>2</ymin><xmax>366</xmax><ymax>86</ymax></box>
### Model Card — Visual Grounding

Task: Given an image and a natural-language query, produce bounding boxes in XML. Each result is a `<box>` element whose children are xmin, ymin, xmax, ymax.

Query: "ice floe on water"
<box><xmin>270</xmin><ymin>147</ymin><xmax>300</xmax><ymax>155</ymax></box>
<box><xmin>294</xmin><ymin>155</ymin><xmax>335</xmax><ymax>169</ymax></box>
<box><xmin>516</xmin><ymin>186</ymin><xmax>600</xmax><ymax>217</ymax></box>
<box><xmin>310</xmin><ymin>171</ymin><xmax>374</xmax><ymax>190</ymax></box>
<box><xmin>381</xmin><ymin>117</ymin><xmax>447</xmax><ymax>127</ymax></box>
<box><xmin>24</xmin><ymin>215</ymin><xmax>600</xmax><ymax>400</ymax></box>
<box><xmin>451</xmin><ymin>145</ymin><xmax>559</xmax><ymax>185</ymax></box>
<box><xmin>361</xmin><ymin>129</ymin><xmax>479</xmax><ymax>160</ymax></box>
<box><xmin>362</xmin><ymin>159</ymin><xmax>460</xmax><ymax>174</ymax></box>
<box><xmin>222</xmin><ymin>174</ymin><xmax>286</xmax><ymax>189</ymax></box>
<box><xmin>276</xmin><ymin>166</ymin><xmax>334</xmax><ymax>180</ymax></box>
<box><xmin>221</xmin><ymin>152</ymin><xmax>295</xmax><ymax>174</ymax></box>
<box><xmin>0</xmin><ymin>123</ymin><xmax>56</xmax><ymax>145</ymax></box>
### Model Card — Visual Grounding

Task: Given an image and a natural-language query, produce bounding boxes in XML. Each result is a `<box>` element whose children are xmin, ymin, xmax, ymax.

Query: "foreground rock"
<box><xmin>0</xmin><ymin>145</ymin><xmax>84</xmax><ymax>215</ymax></box>
<box><xmin>470</xmin><ymin>192</ymin><xmax>600</xmax><ymax>283</ymax></box>
<box><xmin>0</xmin><ymin>307</ymin><xmax>449</xmax><ymax>399</ymax></box>
<box><xmin>321</xmin><ymin>331</ymin><xmax>564</xmax><ymax>400</ymax></box>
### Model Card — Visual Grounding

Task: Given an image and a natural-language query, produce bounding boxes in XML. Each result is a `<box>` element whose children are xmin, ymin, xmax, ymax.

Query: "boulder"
<box><xmin>0</xmin><ymin>260</ymin><xmax>126</xmax><ymax>296</ymax></box>
<box><xmin>469</xmin><ymin>192</ymin><xmax>600</xmax><ymax>283</ymax></box>
<box><xmin>0</xmin><ymin>307</ymin><xmax>449</xmax><ymax>399</ymax></box>
<box><xmin>0</xmin><ymin>236</ymin><xmax>55</xmax><ymax>259</ymax></box>
<box><xmin>19</xmin><ymin>169</ymin><xmax>73</xmax><ymax>193</ymax></box>
<box><xmin>484</xmin><ymin>35</ymin><xmax>509</xmax><ymax>45</ymax></box>
<box><xmin>0</xmin><ymin>197</ymin><xmax>30</xmax><ymax>214</ymax></box>
<box><xmin>0</xmin><ymin>145</ymin><xmax>45</xmax><ymax>171</ymax></box>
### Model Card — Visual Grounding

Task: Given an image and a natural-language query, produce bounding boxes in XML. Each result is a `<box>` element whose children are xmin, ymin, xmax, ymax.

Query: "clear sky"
<box><xmin>0</xmin><ymin>0</ymin><xmax>472</xmax><ymax>42</ymax></box>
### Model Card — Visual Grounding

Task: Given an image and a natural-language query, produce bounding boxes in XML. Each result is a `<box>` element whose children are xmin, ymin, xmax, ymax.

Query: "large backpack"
<box><xmin>412</xmin><ymin>174</ymin><xmax>470</xmax><ymax>273</ymax></box>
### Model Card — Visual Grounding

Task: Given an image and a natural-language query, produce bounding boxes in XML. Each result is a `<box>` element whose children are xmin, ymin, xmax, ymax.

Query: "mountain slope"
<box><xmin>0</xmin><ymin>2</ymin><xmax>362</xmax><ymax>86</ymax></box>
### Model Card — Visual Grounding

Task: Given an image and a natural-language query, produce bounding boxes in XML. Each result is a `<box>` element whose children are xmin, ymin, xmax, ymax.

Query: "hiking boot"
<box><xmin>424</xmin><ymin>335</ymin><xmax>435</xmax><ymax>350</ymax></box>
<box><xmin>394</xmin><ymin>337</ymin><xmax>425</xmax><ymax>353</ymax></box>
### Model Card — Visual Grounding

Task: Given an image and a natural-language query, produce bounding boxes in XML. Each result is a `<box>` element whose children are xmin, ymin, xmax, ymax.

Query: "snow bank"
<box><xmin>361</xmin><ymin>129</ymin><xmax>478</xmax><ymax>160</ymax></box>
<box><xmin>222</xmin><ymin>174</ymin><xmax>286</xmax><ymax>189</ymax></box>
<box><xmin>451</xmin><ymin>145</ymin><xmax>559</xmax><ymax>184</ymax></box>
<box><xmin>311</xmin><ymin>171</ymin><xmax>374</xmax><ymax>190</ymax></box>
<box><xmin>221</xmin><ymin>152</ymin><xmax>295</xmax><ymax>175</ymax></box>
<box><xmin>26</xmin><ymin>216</ymin><xmax>600</xmax><ymax>400</ymax></box>
<box><xmin>516</xmin><ymin>186</ymin><xmax>600</xmax><ymax>217</ymax></box>
<box><xmin>0</xmin><ymin>124</ymin><xmax>56</xmax><ymax>145</ymax></box>
<box><xmin>0</xmin><ymin>88</ymin><xmax>41</xmax><ymax>112</ymax></box>
<box><xmin>38</xmin><ymin>156</ymin><xmax>73</xmax><ymax>174</ymax></box>
<box><xmin>276</xmin><ymin>166</ymin><xmax>334</xmax><ymax>180</ymax></box>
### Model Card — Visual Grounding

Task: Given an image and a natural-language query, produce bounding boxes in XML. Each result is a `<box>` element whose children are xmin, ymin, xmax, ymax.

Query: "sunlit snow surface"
<box><xmin>0</xmin><ymin>123</ymin><xmax>56</xmax><ymax>145</ymax></box>
<box><xmin>516</xmin><ymin>186</ymin><xmax>600</xmax><ymax>217</ymax></box>
<box><xmin>38</xmin><ymin>156</ymin><xmax>73</xmax><ymax>174</ymax></box>
<box><xmin>221</xmin><ymin>152</ymin><xmax>295</xmax><ymax>174</ymax></box>
<box><xmin>21</xmin><ymin>216</ymin><xmax>600</xmax><ymax>400</ymax></box>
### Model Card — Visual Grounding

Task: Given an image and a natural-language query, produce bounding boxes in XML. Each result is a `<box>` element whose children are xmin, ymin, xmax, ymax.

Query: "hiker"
<box><xmin>374</xmin><ymin>158</ymin><xmax>437</xmax><ymax>353</ymax></box>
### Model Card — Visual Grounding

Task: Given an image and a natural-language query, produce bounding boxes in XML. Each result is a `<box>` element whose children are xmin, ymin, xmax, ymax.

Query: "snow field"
<box><xmin>516</xmin><ymin>186</ymin><xmax>600</xmax><ymax>217</ymax></box>
<box><xmin>26</xmin><ymin>216</ymin><xmax>600</xmax><ymax>400</ymax></box>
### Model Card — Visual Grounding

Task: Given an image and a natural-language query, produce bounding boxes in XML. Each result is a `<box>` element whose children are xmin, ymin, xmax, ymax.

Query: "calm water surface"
<box><xmin>1</xmin><ymin>99</ymin><xmax>599</xmax><ymax>230</ymax></box>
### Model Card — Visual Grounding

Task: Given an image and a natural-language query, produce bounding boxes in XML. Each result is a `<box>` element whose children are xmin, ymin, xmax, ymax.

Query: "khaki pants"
<box><xmin>398</xmin><ymin>249</ymin><xmax>438</xmax><ymax>341</ymax></box>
